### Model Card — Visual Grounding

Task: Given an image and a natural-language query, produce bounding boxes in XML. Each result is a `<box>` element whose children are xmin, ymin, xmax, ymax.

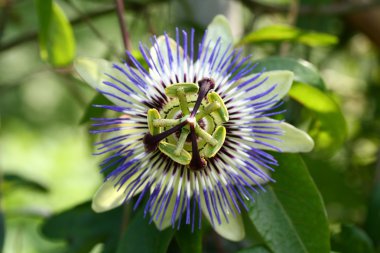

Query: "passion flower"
<box><xmin>74</xmin><ymin>15</ymin><xmax>314</xmax><ymax>241</ymax></box>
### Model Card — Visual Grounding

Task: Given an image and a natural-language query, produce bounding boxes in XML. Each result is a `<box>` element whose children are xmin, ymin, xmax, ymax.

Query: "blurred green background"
<box><xmin>1</xmin><ymin>0</ymin><xmax>379</xmax><ymax>252</ymax></box>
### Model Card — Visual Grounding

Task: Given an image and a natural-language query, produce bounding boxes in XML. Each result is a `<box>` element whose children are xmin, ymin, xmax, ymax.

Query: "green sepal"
<box><xmin>147</xmin><ymin>109</ymin><xmax>161</xmax><ymax>135</ymax></box>
<box><xmin>207</xmin><ymin>92</ymin><xmax>229</xmax><ymax>122</ymax></box>
<box><xmin>165</xmin><ymin>83</ymin><xmax>199</xmax><ymax>97</ymax></box>
<box><xmin>203</xmin><ymin>126</ymin><xmax>226</xmax><ymax>158</ymax></box>
<box><xmin>159</xmin><ymin>142</ymin><xmax>191</xmax><ymax>165</ymax></box>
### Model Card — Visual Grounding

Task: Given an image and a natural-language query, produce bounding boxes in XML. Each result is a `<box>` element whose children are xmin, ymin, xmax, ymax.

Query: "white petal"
<box><xmin>252</xmin><ymin>118</ymin><xmax>314</xmax><ymax>153</ymax></box>
<box><xmin>197</xmin><ymin>15</ymin><xmax>234</xmax><ymax>83</ymax></box>
<box><xmin>74</xmin><ymin>57</ymin><xmax>146</xmax><ymax>108</ymax></box>
<box><xmin>92</xmin><ymin>178</ymin><xmax>125</xmax><ymax>213</ymax></box>
<box><xmin>218</xmin><ymin>149</ymin><xmax>272</xmax><ymax>187</ymax></box>
<box><xmin>200</xmin><ymin>189</ymin><xmax>245</xmax><ymax>241</ymax></box>
<box><xmin>152</xmin><ymin>169</ymin><xmax>188</xmax><ymax>230</ymax></box>
<box><xmin>227</xmin><ymin>70</ymin><xmax>294</xmax><ymax>105</ymax></box>
<box><xmin>152</xmin><ymin>191</ymin><xmax>186</xmax><ymax>230</ymax></box>
<box><xmin>205</xmin><ymin>15</ymin><xmax>234</xmax><ymax>56</ymax></box>
<box><xmin>149</xmin><ymin>36</ymin><xmax>183</xmax><ymax>83</ymax></box>
<box><xmin>211</xmin><ymin>213</ymin><xmax>245</xmax><ymax>242</ymax></box>
<box><xmin>92</xmin><ymin>172</ymin><xmax>145</xmax><ymax>213</ymax></box>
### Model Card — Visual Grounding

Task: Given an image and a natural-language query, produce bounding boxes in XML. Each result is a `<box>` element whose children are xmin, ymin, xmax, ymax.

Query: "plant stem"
<box><xmin>115</xmin><ymin>0</ymin><xmax>132</xmax><ymax>51</ymax></box>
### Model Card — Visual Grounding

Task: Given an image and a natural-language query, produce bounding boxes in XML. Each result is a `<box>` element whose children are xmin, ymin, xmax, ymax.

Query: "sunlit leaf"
<box><xmin>116</xmin><ymin>209</ymin><xmax>174</xmax><ymax>253</ymax></box>
<box><xmin>298</xmin><ymin>32</ymin><xmax>338</xmax><ymax>47</ymax></box>
<box><xmin>4</xmin><ymin>173</ymin><xmax>48</xmax><ymax>193</ymax></box>
<box><xmin>331</xmin><ymin>224</ymin><xmax>374</xmax><ymax>253</ymax></box>
<box><xmin>252</xmin><ymin>56</ymin><xmax>326</xmax><ymax>90</ymax></box>
<box><xmin>240</xmin><ymin>25</ymin><xmax>299</xmax><ymax>43</ymax></box>
<box><xmin>239</xmin><ymin>24</ymin><xmax>338</xmax><ymax>47</ymax></box>
<box><xmin>35</xmin><ymin>0</ymin><xmax>76</xmax><ymax>67</ymax></box>
<box><xmin>41</xmin><ymin>201</ymin><xmax>122</xmax><ymax>253</ymax></box>
<box><xmin>289</xmin><ymin>82</ymin><xmax>347</xmax><ymax>156</ymax></box>
<box><xmin>247</xmin><ymin>153</ymin><xmax>330</xmax><ymax>253</ymax></box>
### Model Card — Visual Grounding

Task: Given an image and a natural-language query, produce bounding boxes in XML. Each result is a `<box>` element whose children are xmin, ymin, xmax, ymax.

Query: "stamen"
<box><xmin>190</xmin><ymin>78</ymin><xmax>215</xmax><ymax>117</ymax></box>
<box><xmin>195</xmin><ymin>101</ymin><xmax>221</xmax><ymax>121</ymax></box>
<box><xmin>174</xmin><ymin>127</ymin><xmax>190</xmax><ymax>156</ymax></box>
<box><xmin>144</xmin><ymin>120</ymin><xmax>187</xmax><ymax>152</ymax></box>
<box><xmin>195</xmin><ymin>125</ymin><xmax>218</xmax><ymax>146</ymax></box>
<box><xmin>189</xmin><ymin>124</ymin><xmax>207</xmax><ymax>170</ymax></box>
<box><xmin>177</xmin><ymin>87</ymin><xmax>190</xmax><ymax>115</ymax></box>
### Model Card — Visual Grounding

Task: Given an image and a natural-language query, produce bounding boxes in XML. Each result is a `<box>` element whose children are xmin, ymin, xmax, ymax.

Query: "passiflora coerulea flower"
<box><xmin>74</xmin><ymin>15</ymin><xmax>314</xmax><ymax>242</ymax></box>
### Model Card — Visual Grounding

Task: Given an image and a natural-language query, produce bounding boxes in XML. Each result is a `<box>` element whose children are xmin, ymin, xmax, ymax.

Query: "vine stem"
<box><xmin>115</xmin><ymin>0</ymin><xmax>132</xmax><ymax>51</ymax></box>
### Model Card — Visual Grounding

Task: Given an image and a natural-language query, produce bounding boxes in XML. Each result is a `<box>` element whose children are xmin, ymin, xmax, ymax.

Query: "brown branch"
<box><xmin>287</xmin><ymin>0</ymin><xmax>299</xmax><ymax>25</ymax></box>
<box><xmin>0</xmin><ymin>0</ymin><xmax>167</xmax><ymax>52</ymax></box>
<box><xmin>115</xmin><ymin>0</ymin><xmax>132</xmax><ymax>51</ymax></box>
<box><xmin>0</xmin><ymin>5</ymin><xmax>115</xmax><ymax>52</ymax></box>
<box><xmin>346</xmin><ymin>6</ymin><xmax>380</xmax><ymax>48</ymax></box>
<box><xmin>239</xmin><ymin>0</ymin><xmax>380</xmax><ymax>16</ymax></box>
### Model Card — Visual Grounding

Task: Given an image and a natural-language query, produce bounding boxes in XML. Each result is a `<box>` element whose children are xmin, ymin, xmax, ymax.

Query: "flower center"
<box><xmin>143</xmin><ymin>78</ymin><xmax>229</xmax><ymax>170</ymax></box>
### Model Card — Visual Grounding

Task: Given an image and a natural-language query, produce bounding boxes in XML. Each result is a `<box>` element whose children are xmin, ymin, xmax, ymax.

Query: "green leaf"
<box><xmin>298</xmin><ymin>32</ymin><xmax>338</xmax><ymax>47</ymax></box>
<box><xmin>331</xmin><ymin>224</ymin><xmax>374</xmax><ymax>253</ymax></box>
<box><xmin>247</xmin><ymin>153</ymin><xmax>330</xmax><ymax>253</ymax></box>
<box><xmin>289</xmin><ymin>82</ymin><xmax>347</xmax><ymax>156</ymax></box>
<box><xmin>35</xmin><ymin>0</ymin><xmax>76</xmax><ymax>67</ymax></box>
<box><xmin>116</xmin><ymin>208</ymin><xmax>174</xmax><ymax>253</ymax></box>
<box><xmin>365</xmin><ymin>182</ymin><xmax>380</xmax><ymax>248</ymax></box>
<box><xmin>175</xmin><ymin>225</ymin><xmax>202</xmax><ymax>253</ymax></box>
<box><xmin>237</xmin><ymin>245</ymin><xmax>272</xmax><ymax>253</ymax></box>
<box><xmin>41</xmin><ymin>201</ymin><xmax>122</xmax><ymax>253</ymax></box>
<box><xmin>252</xmin><ymin>56</ymin><xmax>326</xmax><ymax>90</ymax></box>
<box><xmin>4</xmin><ymin>173</ymin><xmax>48</xmax><ymax>193</ymax></box>
<box><xmin>240</xmin><ymin>25</ymin><xmax>299</xmax><ymax>43</ymax></box>
<box><xmin>240</xmin><ymin>25</ymin><xmax>338</xmax><ymax>47</ymax></box>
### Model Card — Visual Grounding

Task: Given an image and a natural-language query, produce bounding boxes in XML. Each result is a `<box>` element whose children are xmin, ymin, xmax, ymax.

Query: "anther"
<box><xmin>195</xmin><ymin>101</ymin><xmax>221</xmax><ymax>121</ymax></box>
<box><xmin>177</xmin><ymin>87</ymin><xmax>190</xmax><ymax>115</ymax></box>
<box><xmin>174</xmin><ymin>127</ymin><xmax>190</xmax><ymax>156</ymax></box>
<box><xmin>195</xmin><ymin>125</ymin><xmax>218</xmax><ymax>146</ymax></box>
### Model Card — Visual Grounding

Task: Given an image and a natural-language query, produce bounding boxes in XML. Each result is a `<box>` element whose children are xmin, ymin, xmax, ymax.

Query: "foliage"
<box><xmin>247</xmin><ymin>154</ymin><xmax>330</xmax><ymax>253</ymax></box>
